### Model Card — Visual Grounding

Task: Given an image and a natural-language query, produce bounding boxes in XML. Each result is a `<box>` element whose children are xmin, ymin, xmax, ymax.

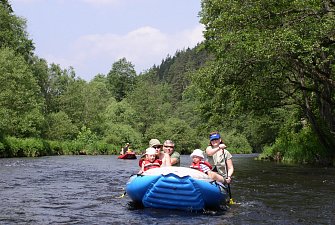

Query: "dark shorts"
<box><xmin>212</xmin><ymin>166</ymin><xmax>218</xmax><ymax>172</ymax></box>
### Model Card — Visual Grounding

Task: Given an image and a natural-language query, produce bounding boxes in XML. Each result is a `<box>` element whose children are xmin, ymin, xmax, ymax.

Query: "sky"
<box><xmin>10</xmin><ymin>0</ymin><xmax>204</xmax><ymax>81</ymax></box>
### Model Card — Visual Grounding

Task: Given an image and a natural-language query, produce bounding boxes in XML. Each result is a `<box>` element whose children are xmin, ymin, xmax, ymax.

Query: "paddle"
<box><xmin>117</xmin><ymin>191</ymin><xmax>126</xmax><ymax>198</ymax></box>
<box><xmin>117</xmin><ymin>173</ymin><xmax>143</xmax><ymax>198</ymax></box>
<box><xmin>223</xmin><ymin>149</ymin><xmax>235</xmax><ymax>204</ymax></box>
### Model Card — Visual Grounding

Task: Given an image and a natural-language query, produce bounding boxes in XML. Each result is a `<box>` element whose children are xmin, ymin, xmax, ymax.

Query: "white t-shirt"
<box><xmin>205</xmin><ymin>146</ymin><xmax>232</xmax><ymax>176</ymax></box>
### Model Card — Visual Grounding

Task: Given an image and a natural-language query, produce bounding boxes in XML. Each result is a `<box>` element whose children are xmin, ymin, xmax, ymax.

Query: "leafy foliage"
<box><xmin>199</xmin><ymin>0</ymin><xmax>335</xmax><ymax>158</ymax></box>
<box><xmin>1</xmin><ymin>0</ymin><xmax>334</xmax><ymax>166</ymax></box>
<box><xmin>45</xmin><ymin>111</ymin><xmax>78</xmax><ymax>140</ymax></box>
<box><xmin>0</xmin><ymin>1</ymin><xmax>34</xmax><ymax>60</ymax></box>
<box><xmin>126</xmin><ymin>80</ymin><xmax>173</xmax><ymax>137</ymax></box>
<box><xmin>146</xmin><ymin>117</ymin><xmax>200</xmax><ymax>154</ymax></box>
<box><xmin>107</xmin><ymin>58</ymin><xmax>136</xmax><ymax>101</ymax></box>
<box><xmin>0</xmin><ymin>48</ymin><xmax>44</xmax><ymax>137</ymax></box>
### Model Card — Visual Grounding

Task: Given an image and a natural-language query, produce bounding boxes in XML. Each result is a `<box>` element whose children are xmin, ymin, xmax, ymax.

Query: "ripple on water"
<box><xmin>1</xmin><ymin>155</ymin><xmax>334</xmax><ymax>225</ymax></box>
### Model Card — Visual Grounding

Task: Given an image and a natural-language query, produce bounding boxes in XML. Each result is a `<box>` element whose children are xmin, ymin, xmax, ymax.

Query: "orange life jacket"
<box><xmin>142</xmin><ymin>159</ymin><xmax>162</xmax><ymax>171</ymax></box>
<box><xmin>190</xmin><ymin>160</ymin><xmax>212</xmax><ymax>172</ymax></box>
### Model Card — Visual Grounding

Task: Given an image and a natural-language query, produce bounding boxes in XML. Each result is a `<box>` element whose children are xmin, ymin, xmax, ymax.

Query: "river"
<box><xmin>0</xmin><ymin>154</ymin><xmax>334</xmax><ymax>224</ymax></box>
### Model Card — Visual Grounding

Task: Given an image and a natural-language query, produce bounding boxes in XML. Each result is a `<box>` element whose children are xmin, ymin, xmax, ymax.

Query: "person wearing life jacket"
<box><xmin>190</xmin><ymin>158</ymin><xmax>213</xmax><ymax>173</ymax></box>
<box><xmin>139</xmin><ymin>139</ymin><xmax>171</xmax><ymax>167</ymax></box>
<box><xmin>139</xmin><ymin>147</ymin><xmax>162</xmax><ymax>174</ymax></box>
<box><xmin>190</xmin><ymin>149</ymin><xmax>225</xmax><ymax>183</ymax></box>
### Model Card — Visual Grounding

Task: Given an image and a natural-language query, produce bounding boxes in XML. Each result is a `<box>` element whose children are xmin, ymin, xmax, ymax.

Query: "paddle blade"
<box><xmin>116</xmin><ymin>191</ymin><xmax>126</xmax><ymax>198</ymax></box>
<box><xmin>229</xmin><ymin>198</ymin><xmax>235</xmax><ymax>204</ymax></box>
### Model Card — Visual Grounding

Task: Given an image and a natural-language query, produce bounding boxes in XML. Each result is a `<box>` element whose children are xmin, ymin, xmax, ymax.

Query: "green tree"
<box><xmin>155</xmin><ymin>46</ymin><xmax>213</xmax><ymax>104</ymax></box>
<box><xmin>0</xmin><ymin>1</ymin><xmax>34</xmax><ymax>60</ymax></box>
<box><xmin>0</xmin><ymin>48</ymin><xmax>44</xmax><ymax>137</ymax></box>
<box><xmin>107</xmin><ymin>58</ymin><xmax>137</xmax><ymax>101</ymax></box>
<box><xmin>102</xmin><ymin>98</ymin><xmax>142</xmax><ymax>149</ymax></box>
<box><xmin>104</xmin><ymin>123</ymin><xmax>142</xmax><ymax>152</ymax></box>
<box><xmin>126</xmin><ymin>80</ymin><xmax>173</xmax><ymax>137</ymax></box>
<box><xmin>146</xmin><ymin>117</ymin><xmax>200</xmax><ymax>154</ymax></box>
<box><xmin>200</xmin><ymin>0</ymin><xmax>335</xmax><ymax>158</ymax></box>
<box><xmin>45</xmin><ymin>111</ymin><xmax>78</xmax><ymax>140</ymax></box>
<box><xmin>86</xmin><ymin>77</ymin><xmax>112</xmax><ymax>135</ymax></box>
<box><xmin>103</xmin><ymin>99</ymin><xmax>137</xmax><ymax>127</ymax></box>
<box><xmin>0</xmin><ymin>0</ymin><xmax>12</xmax><ymax>12</ymax></box>
<box><xmin>35</xmin><ymin>63</ymin><xmax>77</xmax><ymax>115</ymax></box>
<box><xmin>58</xmin><ymin>78</ymin><xmax>88</xmax><ymax>128</ymax></box>
<box><xmin>30</xmin><ymin>56</ymin><xmax>50</xmax><ymax>114</ymax></box>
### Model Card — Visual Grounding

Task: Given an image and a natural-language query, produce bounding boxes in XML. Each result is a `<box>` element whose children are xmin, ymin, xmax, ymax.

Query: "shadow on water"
<box><xmin>126</xmin><ymin>200</ymin><xmax>237</xmax><ymax>225</ymax></box>
<box><xmin>127</xmin><ymin>199</ymin><xmax>231</xmax><ymax>215</ymax></box>
<box><xmin>0</xmin><ymin>154</ymin><xmax>334</xmax><ymax>225</ymax></box>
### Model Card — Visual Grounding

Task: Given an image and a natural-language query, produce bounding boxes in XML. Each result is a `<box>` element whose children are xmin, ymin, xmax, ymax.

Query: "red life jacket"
<box><xmin>139</xmin><ymin>155</ymin><xmax>159</xmax><ymax>167</ymax></box>
<box><xmin>139</xmin><ymin>158</ymin><xmax>144</xmax><ymax>167</ymax></box>
<box><xmin>142</xmin><ymin>159</ymin><xmax>162</xmax><ymax>171</ymax></box>
<box><xmin>190</xmin><ymin>160</ymin><xmax>212</xmax><ymax>172</ymax></box>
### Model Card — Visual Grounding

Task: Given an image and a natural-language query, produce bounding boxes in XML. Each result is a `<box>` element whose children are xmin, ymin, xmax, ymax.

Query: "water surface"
<box><xmin>0</xmin><ymin>155</ymin><xmax>334</xmax><ymax>224</ymax></box>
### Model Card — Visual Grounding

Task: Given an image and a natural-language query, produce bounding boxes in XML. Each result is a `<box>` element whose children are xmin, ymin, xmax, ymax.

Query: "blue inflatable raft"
<box><xmin>126</xmin><ymin>167</ymin><xmax>228</xmax><ymax>211</ymax></box>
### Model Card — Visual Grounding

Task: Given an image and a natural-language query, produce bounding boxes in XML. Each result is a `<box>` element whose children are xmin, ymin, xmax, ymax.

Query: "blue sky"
<box><xmin>10</xmin><ymin>0</ymin><xmax>204</xmax><ymax>81</ymax></box>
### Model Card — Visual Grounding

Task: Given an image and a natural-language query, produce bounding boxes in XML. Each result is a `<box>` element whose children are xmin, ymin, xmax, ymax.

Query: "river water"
<box><xmin>0</xmin><ymin>154</ymin><xmax>334</xmax><ymax>225</ymax></box>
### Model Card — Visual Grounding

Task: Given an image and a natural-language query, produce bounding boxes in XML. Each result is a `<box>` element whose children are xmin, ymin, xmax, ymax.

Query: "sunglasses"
<box><xmin>153</xmin><ymin>146</ymin><xmax>161</xmax><ymax>149</ymax></box>
<box><xmin>164</xmin><ymin>145</ymin><xmax>174</xmax><ymax>149</ymax></box>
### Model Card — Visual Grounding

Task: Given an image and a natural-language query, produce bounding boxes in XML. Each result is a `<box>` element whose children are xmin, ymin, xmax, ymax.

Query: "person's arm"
<box><xmin>206</xmin><ymin>144</ymin><xmax>227</xmax><ymax>156</ymax></box>
<box><xmin>139</xmin><ymin>161</ymin><xmax>145</xmax><ymax>174</ymax></box>
<box><xmin>163</xmin><ymin>153</ymin><xmax>171</xmax><ymax>166</ymax></box>
<box><xmin>170</xmin><ymin>152</ymin><xmax>180</xmax><ymax>166</ymax></box>
<box><xmin>170</xmin><ymin>157</ymin><xmax>178</xmax><ymax>166</ymax></box>
<box><xmin>225</xmin><ymin>158</ymin><xmax>234</xmax><ymax>184</ymax></box>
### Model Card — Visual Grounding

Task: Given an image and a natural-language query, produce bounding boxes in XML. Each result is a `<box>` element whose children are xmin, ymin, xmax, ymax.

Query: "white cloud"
<box><xmin>34</xmin><ymin>25</ymin><xmax>204</xmax><ymax>80</ymax></box>
<box><xmin>58</xmin><ymin>25</ymin><xmax>204</xmax><ymax>79</ymax></box>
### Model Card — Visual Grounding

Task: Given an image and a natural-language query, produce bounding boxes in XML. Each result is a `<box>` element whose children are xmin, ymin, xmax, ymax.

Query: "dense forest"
<box><xmin>0</xmin><ymin>0</ymin><xmax>334</xmax><ymax>166</ymax></box>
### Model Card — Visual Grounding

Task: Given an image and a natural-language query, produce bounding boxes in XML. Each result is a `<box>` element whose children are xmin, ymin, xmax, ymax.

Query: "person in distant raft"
<box><xmin>205</xmin><ymin>131</ymin><xmax>234</xmax><ymax>184</ymax></box>
<box><xmin>121</xmin><ymin>143</ymin><xmax>130</xmax><ymax>155</ymax></box>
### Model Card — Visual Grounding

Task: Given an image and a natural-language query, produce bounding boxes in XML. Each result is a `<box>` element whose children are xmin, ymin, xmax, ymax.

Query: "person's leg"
<box><xmin>208</xmin><ymin>171</ymin><xmax>225</xmax><ymax>183</ymax></box>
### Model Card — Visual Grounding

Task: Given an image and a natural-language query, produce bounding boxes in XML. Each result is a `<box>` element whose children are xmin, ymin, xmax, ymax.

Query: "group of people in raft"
<box><xmin>138</xmin><ymin>131</ymin><xmax>234</xmax><ymax>184</ymax></box>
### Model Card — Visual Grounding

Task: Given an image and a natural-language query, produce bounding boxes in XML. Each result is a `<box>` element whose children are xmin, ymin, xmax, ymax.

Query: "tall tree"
<box><xmin>43</xmin><ymin>63</ymin><xmax>76</xmax><ymax>114</ymax></box>
<box><xmin>85</xmin><ymin>77</ymin><xmax>112</xmax><ymax>135</ymax></box>
<box><xmin>58</xmin><ymin>78</ymin><xmax>87</xmax><ymax>129</ymax></box>
<box><xmin>155</xmin><ymin>47</ymin><xmax>213</xmax><ymax>103</ymax></box>
<box><xmin>0</xmin><ymin>48</ymin><xmax>44</xmax><ymax>137</ymax></box>
<box><xmin>44</xmin><ymin>111</ymin><xmax>78</xmax><ymax>140</ymax></box>
<box><xmin>0</xmin><ymin>1</ymin><xmax>34</xmax><ymax>60</ymax></box>
<box><xmin>102</xmin><ymin>99</ymin><xmax>142</xmax><ymax>148</ymax></box>
<box><xmin>126</xmin><ymin>80</ymin><xmax>173</xmax><ymax>137</ymax></box>
<box><xmin>30</xmin><ymin>56</ymin><xmax>50</xmax><ymax>114</ymax></box>
<box><xmin>199</xmin><ymin>0</ymin><xmax>335</xmax><ymax>156</ymax></box>
<box><xmin>0</xmin><ymin>0</ymin><xmax>12</xmax><ymax>12</ymax></box>
<box><xmin>107</xmin><ymin>58</ymin><xmax>137</xmax><ymax>102</ymax></box>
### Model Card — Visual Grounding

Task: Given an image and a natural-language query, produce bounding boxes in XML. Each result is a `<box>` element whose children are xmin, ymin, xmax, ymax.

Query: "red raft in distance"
<box><xmin>118</xmin><ymin>151</ymin><xmax>137</xmax><ymax>160</ymax></box>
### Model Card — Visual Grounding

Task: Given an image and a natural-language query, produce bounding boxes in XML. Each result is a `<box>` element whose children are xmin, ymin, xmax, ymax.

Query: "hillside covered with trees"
<box><xmin>0</xmin><ymin>0</ymin><xmax>334</xmax><ymax>166</ymax></box>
